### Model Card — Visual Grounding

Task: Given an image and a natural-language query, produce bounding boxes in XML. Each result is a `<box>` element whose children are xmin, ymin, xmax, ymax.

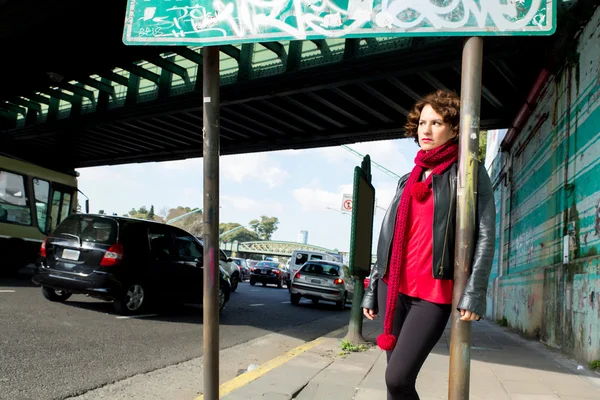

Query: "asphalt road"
<box><xmin>0</xmin><ymin>274</ymin><xmax>350</xmax><ymax>400</ymax></box>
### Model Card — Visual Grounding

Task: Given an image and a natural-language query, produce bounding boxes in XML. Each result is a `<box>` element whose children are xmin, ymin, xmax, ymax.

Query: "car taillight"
<box><xmin>273</xmin><ymin>269</ymin><xmax>280</xmax><ymax>274</ymax></box>
<box><xmin>100</xmin><ymin>243</ymin><xmax>124</xmax><ymax>267</ymax></box>
<box><xmin>295</xmin><ymin>273</ymin><xmax>301</xmax><ymax>279</ymax></box>
<box><xmin>40</xmin><ymin>238</ymin><xmax>48</xmax><ymax>258</ymax></box>
<box><xmin>334</xmin><ymin>278</ymin><xmax>344</xmax><ymax>285</ymax></box>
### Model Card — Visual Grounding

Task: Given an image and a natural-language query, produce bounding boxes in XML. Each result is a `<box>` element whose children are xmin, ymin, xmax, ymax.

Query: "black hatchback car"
<box><xmin>32</xmin><ymin>214</ymin><xmax>231</xmax><ymax>315</ymax></box>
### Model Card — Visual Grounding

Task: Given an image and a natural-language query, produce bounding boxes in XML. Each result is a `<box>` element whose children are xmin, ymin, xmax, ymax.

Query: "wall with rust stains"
<box><xmin>487</xmin><ymin>4</ymin><xmax>600</xmax><ymax>362</ymax></box>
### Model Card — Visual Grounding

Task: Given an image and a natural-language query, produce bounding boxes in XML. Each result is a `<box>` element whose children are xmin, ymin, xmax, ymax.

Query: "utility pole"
<box><xmin>448</xmin><ymin>36</ymin><xmax>483</xmax><ymax>400</ymax></box>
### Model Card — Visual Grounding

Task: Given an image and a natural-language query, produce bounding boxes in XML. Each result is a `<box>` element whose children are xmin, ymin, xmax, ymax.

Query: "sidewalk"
<box><xmin>221</xmin><ymin>319</ymin><xmax>600</xmax><ymax>400</ymax></box>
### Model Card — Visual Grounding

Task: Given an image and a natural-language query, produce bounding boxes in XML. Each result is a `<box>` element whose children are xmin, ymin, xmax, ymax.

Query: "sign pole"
<box><xmin>448</xmin><ymin>36</ymin><xmax>483</xmax><ymax>400</ymax></box>
<box><xmin>345</xmin><ymin>156</ymin><xmax>375</xmax><ymax>345</ymax></box>
<box><xmin>203</xmin><ymin>45</ymin><xmax>221</xmax><ymax>400</ymax></box>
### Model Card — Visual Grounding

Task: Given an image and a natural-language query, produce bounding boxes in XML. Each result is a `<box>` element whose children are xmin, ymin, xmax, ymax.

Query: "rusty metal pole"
<box><xmin>448</xmin><ymin>36</ymin><xmax>483</xmax><ymax>400</ymax></box>
<box><xmin>203</xmin><ymin>45</ymin><xmax>220</xmax><ymax>400</ymax></box>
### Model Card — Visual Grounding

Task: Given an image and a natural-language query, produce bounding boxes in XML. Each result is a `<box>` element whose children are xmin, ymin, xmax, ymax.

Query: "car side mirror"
<box><xmin>227</xmin><ymin>257</ymin><xmax>232</xmax><ymax>262</ymax></box>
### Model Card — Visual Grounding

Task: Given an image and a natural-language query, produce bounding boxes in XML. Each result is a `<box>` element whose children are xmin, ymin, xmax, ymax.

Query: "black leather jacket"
<box><xmin>361</xmin><ymin>162</ymin><xmax>496</xmax><ymax>317</ymax></box>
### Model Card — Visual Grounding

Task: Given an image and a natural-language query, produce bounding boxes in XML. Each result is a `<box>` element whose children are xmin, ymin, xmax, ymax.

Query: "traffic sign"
<box><xmin>123</xmin><ymin>0</ymin><xmax>556</xmax><ymax>46</ymax></box>
<box><xmin>342</xmin><ymin>193</ymin><xmax>353</xmax><ymax>212</ymax></box>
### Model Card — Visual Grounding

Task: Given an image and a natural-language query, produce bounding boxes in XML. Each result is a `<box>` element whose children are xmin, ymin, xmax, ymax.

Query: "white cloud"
<box><xmin>292</xmin><ymin>184</ymin><xmax>352</xmax><ymax>212</ymax></box>
<box><xmin>221</xmin><ymin>195</ymin><xmax>284</xmax><ymax>213</ymax></box>
<box><xmin>160</xmin><ymin>158</ymin><xmax>203</xmax><ymax>171</ymax></box>
<box><xmin>221</xmin><ymin>153</ymin><xmax>289</xmax><ymax>188</ymax></box>
<box><xmin>318</xmin><ymin>139</ymin><xmax>416</xmax><ymax>179</ymax></box>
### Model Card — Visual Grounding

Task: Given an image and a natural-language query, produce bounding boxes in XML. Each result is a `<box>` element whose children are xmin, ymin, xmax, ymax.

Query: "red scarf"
<box><xmin>377</xmin><ymin>141</ymin><xmax>458</xmax><ymax>351</ymax></box>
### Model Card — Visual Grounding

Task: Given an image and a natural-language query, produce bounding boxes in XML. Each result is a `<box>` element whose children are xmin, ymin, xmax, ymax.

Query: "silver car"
<box><xmin>289</xmin><ymin>261</ymin><xmax>353</xmax><ymax>310</ymax></box>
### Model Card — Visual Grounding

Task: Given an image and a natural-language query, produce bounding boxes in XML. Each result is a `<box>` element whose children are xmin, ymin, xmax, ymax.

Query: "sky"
<box><xmin>76</xmin><ymin>138</ymin><xmax>421</xmax><ymax>253</ymax></box>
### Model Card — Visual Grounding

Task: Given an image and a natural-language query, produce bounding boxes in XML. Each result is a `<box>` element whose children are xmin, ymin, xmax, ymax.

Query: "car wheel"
<box><xmin>219</xmin><ymin>285</ymin><xmax>226</xmax><ymax>313</ymax></box>
<box><xmin>336</xmin><ymin>292</ymin><xmax>347</xmax><ymax>311</ymax></box>
<box><xmin>42</xmin><ymin>286</ymin><xmax>72</xmax><ymax>302</ymax></box>
<box><xmin>290</xmin><ymin>293</ymin><xmax>301</xmax><ymax>305</ymax></box>
<box><xmin>311</xmin><ymin>298</ymin><xmax>319</xmax><ymax>304</ymax></box>
<box><xmin>262</xmin><ymin>282</ymin><xmax>266</xmax><ymax>287</ymax></box>
<box><xmin>114</xmin><ymin>283</ymin><xmax>147</xmax><ymax>315</ymax></box>
<box><xmin>250</xmin><ymin>278</ymin><xmax>256</xmax><ymax>286</ymax></box>
<box><xmin>230</xmin><ymin>273</ymin><xmax>239</xmax><ymax>292</ymax></box>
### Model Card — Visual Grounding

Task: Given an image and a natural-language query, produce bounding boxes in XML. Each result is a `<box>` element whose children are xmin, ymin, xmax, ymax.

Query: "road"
<box><xmin>0</xmin><ymin>274</ymin><xmax>350</xmax><ymax>400</ymax></box>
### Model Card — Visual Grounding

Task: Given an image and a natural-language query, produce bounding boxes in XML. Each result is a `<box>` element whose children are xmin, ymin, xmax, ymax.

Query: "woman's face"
<box><xmin>417</xmin><ymin>104</ymin><xmax>456</xmax><ymax>151</ymax></box>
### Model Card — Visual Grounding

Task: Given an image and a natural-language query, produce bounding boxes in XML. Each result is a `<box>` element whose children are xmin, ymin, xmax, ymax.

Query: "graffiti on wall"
<box><xmin>515</xmin><ymin>227</ymin><xmax>535</xmax><ymax>263</ymax></box>
<box><xmin>595</xmin><ymin>198</ymin><xmax>600</xmax><ymax>237</ymax></box>
<box><xmin>124</xmin><ymin>0</ymin><xmax>554</xmax><ymax>44</ymax></box>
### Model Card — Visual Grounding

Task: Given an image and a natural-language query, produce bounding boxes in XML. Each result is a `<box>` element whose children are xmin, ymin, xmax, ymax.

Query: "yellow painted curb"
<box><xmin>195</xmin><ymin>326</ymin><xmax>346</xmax><ymax>399</ymax></box>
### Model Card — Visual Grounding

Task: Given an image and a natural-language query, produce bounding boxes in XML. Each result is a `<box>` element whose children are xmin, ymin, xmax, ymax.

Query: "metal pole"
<box><xmin>345</xmin><ymin>276</ymin><xmax>367</xmax><ymax>344</ymax></box>
<box><xmin>448</xmin><ymin>36</ymin><xmax>483</xmax><ymax>400</ymax></box>
<box><xmin>203</xmin><ymin>45</ymin><xmax>220</xmax><ymax>400</ymax></box>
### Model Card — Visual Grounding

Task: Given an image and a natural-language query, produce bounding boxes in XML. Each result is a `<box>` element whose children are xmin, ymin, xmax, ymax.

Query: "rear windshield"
<box><xmin>52</xmin><ymin>215</ymin><xmax>118</xmax><ymax>245</ymax></box>
<box><xmin>302</xmin><ymin>263</ymin><xmax>340</xmax><ymax>277</ymax></box>
<box><xmin>257</xmin><ymin>261</ymin><xmax>278</xmax><ymax>268</ymax></box>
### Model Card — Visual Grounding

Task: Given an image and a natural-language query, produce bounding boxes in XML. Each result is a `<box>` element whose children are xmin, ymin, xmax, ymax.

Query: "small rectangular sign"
<box><xmin>123</xmin><ymin>0</ymin><xmax>556</xmax><ymax>46</ymax></box>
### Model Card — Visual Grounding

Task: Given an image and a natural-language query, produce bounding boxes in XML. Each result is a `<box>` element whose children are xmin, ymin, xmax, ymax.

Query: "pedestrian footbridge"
<box><xmin>220</xmin><ymin>240</ymin><xmax>337</xmax><ymax>257</ymax></box>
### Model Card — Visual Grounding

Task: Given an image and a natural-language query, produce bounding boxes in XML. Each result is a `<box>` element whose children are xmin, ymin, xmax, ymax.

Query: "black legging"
<box><xmin>377</xmin><ymin>280</ymin><xmax>451</xmax><ymax>400</ymax></box>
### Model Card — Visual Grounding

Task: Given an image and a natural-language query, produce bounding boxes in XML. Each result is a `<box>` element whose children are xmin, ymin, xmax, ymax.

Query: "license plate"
<box><xmin>62</xmin><ymin>249</ymin><xmax>80</xmax><ymax>261</ymax></box>
<box><xmin>311</xmin><ymin>279</ymin><xmax>321</xmax><ymax>284</ymax></box>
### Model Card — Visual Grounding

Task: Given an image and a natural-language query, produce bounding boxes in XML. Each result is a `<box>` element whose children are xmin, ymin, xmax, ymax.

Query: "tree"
<box><xmin>248</xmin><ymin>216</ymin><xmax>279</xmax><ymax>240</ymax></box>
<box><xmin>148</xmin><ymin>205</ymin><xmax>155</xmax><ymax>220</ymax></box>
<box><xmin>166</xmin><ymin>206</ymin><xmax>203</xmax><ymax>236</ymax></box>
<box><xmin>219</xmin><ymin>222</ymin><xmax>260</xmax><ymax>242</ymax></box>
<box><xmin>478</xmin><ymin>130</ymin><xmax>488</xmax><ymax>163</ymax></box>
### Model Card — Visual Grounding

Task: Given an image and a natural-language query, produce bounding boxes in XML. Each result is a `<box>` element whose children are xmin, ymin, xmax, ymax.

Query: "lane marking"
<box><xmin>249</xmin><ymin>304</ymin><xmax>264</xmax><ymax>307</ymax></box>
<box><xmin>281</xmin><ymin>301</ymin><xmax>291</xmax><ymax>304</ymax></box>
<box><xmin>194</xmin><ymin>328</ymin><xmax>345</xmax><ymax>400</ymax></box>
<box><xmin>0</xmin><ymin>290</ymin><xmax>16</xmax><ymax>293</ymax></box>
<box><xmin>115</xmin><ymin>314</ymin><xmax>159</xmax><ymax>319</ymax></box>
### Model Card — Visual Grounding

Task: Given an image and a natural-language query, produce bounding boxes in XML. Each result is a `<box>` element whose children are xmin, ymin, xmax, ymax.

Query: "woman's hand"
<box><xmin>459</xmin><ymin>309</ymin><xmax>481</xmax><ymax>321</ymax></box>
<box><xmin>363</xmin><ymin>308</ymin><xmax>378</xmax><ymax>321</ymax></box>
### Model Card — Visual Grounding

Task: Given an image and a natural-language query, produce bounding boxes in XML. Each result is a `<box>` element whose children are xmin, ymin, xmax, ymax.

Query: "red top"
<box><xmin>385</xmin><ymin>192</ymin><xmax>453</xmax><ymax>304</ymax></box>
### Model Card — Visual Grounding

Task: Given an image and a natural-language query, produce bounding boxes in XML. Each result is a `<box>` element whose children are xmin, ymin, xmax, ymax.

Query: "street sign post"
<box><xmin>345</xmin><ymin>155</ymin><xmax>375</xmax><ymax>345</ymax></box>
<box><xmin>123</xmin><ymin>0</ymin><xmax>555</xmax><ymax>45</ymax></box>
<box><xmin>341</xmin><ymin>193</ymin><xmax>353</xmax><ymax>213</ymax></box>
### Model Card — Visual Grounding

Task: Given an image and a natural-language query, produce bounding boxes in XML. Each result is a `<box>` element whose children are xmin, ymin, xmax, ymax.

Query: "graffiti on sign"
<box><xmin>123</xmin><ymin>0</ymin><xmax>556</xmax><ymax>45</ymax></box>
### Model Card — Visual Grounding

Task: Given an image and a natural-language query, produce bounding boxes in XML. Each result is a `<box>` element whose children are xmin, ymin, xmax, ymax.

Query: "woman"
<box><xmin>361</xmin><ymin>89</ymin><xmax>495</xmax><ymax>400</ymax></box>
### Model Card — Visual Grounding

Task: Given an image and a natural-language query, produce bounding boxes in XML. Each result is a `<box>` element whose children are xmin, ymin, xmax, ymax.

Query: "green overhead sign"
<box><xmin>123</xmin><ymin>0</ymin><xmax>556</xmax><ymax>46</ymax></box>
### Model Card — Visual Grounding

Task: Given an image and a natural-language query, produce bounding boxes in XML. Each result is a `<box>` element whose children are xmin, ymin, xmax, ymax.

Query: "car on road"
<box><xmin>230</xmin><ymin>257</ymin><xmax>251</xmax><ymax>281</ymax></box>
<box><xmin>250</xmin><ymin>261</ymin><xmax>286</xmax><ymax>288</ymax></box>
<box><xmin>32</xmin><ymin>214</ymin><xmax>232</xmax><ymax>315</ymax></box>
<box><xmin>195</xmin><ymin>237</ymin><xmax>241</xmax><ymax>292</ymax></box>
<box><xmin>289</xmin><ymin>260</ymin><xmax>353</xmax><ymax>310</ymax></box>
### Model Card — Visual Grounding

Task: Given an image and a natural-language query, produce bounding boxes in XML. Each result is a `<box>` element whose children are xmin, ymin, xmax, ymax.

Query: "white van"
<box><xmin>287</xmin><ymin>250</ymin><xmax>339</xmax><ymax>286</ymax></box>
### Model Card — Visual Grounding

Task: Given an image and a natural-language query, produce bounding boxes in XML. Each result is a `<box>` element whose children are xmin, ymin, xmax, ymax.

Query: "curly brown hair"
<box><xmin>404</xmin><ymin>90</ymin><xmax>461</xmax><ymax>143</ymax></box>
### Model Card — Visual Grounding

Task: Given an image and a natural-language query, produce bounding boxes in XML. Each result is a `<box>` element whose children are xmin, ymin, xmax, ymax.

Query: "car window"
<box><xmin>257</xmin><ymin>261</ymin><xmax>278</xmax><ymax>268</ymax></box>
<box><xmin>302</xmin><ymin>263</ymin><xmax>340</xmax><ymax>277</ymax></box>
<box><xmin>173</xmin><ymin>231</ymin><xmax>203</xmax><ymax>261</ymax></box>
<box><xmin>148</xmin><ymin>226</ymin><xmax>174</xmax><ymax>260</ymax></box>
<box><xmin>53</xmin><ymin>215</ymin><xmax>117</xmax><ymax>245</ymax></box>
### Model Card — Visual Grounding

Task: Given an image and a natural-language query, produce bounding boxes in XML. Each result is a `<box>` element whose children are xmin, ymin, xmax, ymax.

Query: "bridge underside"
<box><xmin>0</xmin><ymin>1</ymin><xmax>585</xmax><ymax>172</ymax></box>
